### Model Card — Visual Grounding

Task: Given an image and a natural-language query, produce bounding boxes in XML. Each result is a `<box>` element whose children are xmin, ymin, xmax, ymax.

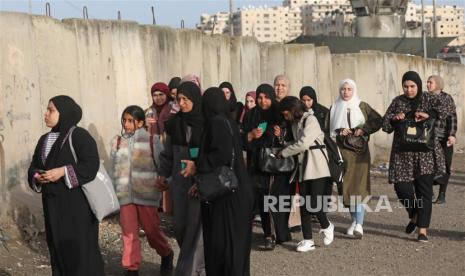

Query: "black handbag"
<box><xmin>195</xmin><ymin>119</ymin><xmax>238</xmax><ymax>201</ymax></box>
<box><xmin>258</xmin><ymin>147</ymin><xmax>296</xmax><ymax>173</ymax></box>
<box><xmin>397</xmin><ymin>118</ymin><xmax>435</xmax><ymax>152</ymax></box>
<box><xmin>336</xmin><ymin>132</ymin><xmax>368</xmax><ymax>155</ymax></box>
<box><xmin>335</xmin><ymin>110</ymin><xmax>368</xmax><ymax>155</ymax></box>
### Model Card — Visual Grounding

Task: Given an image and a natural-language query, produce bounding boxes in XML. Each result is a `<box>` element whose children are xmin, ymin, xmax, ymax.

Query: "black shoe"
<box><xmin>434</xmin><ymin>192</ymin><xmax>446</xmax><ymax>205</ymax></box>
<box><xmin>124</xmin><ymin>270</ymin><xmax>139</xmax><ymax>276</ymax></box>
<box><xmin>417</xmin><ymin>234</ymin><xmax>429</xmax><ymax>242</ymax></box>
<box><xmin>160</xmin><ymin>251</ymin><xmax>174</xmax><ymax>275</ymax></box>
<box><xmin>264</xmin><ymin>238</ymin><xmax>276</xmax><ymax>251</ymax></box>
<box><xmin>405</xmin><ymin>221</ymin><xmax>417</xmax><ymax>234</ymax></box>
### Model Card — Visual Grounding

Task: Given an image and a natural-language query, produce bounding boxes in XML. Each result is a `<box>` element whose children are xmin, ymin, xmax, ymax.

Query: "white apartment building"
<box><xmin>405</xmin><ymin>3</ymin><xmax>465</xmax><ymax>46</ymax></box>
<box><xmin>197</xmin><ymin>12</ymin><xmax>231</xmax><ymax>35</ymax></box>
<box><xmin>231</xmin><ymin>5</ymin><xmax>302</xmax><ymax>43</ymax></box>
<box><xmin>197</xmin><ymin>0</ymin><xmax>354</xmax><ymax>42</ymax></box>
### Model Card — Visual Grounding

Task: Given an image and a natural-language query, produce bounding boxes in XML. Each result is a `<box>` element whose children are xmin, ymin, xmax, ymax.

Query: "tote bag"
<box><xmin>68</xmin><ymin>127</ymin><xmax>120</xmax><ymax>221</ymax></box>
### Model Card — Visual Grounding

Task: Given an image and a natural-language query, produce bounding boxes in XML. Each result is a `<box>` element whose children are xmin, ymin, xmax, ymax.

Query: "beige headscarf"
<box><xmin>427</xmin><ymin>75</ymin><xmax>444</xmax><ymax>93</ymax></box>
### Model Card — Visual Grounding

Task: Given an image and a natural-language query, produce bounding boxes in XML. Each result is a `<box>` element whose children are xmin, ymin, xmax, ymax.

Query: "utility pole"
<box><xmin>421</xmin><ymin>0</ymin><xmax>427</xmax><ymax>58</ymax></box>
<box><xmin>432</xmin><ymin>0</ymin><xmax>437</xmax><ymax>38</ymax></box>
<box><xmin>229</xmin><ymin>0</ymin><xmax>234</xmax><ymax>36</ymax></box>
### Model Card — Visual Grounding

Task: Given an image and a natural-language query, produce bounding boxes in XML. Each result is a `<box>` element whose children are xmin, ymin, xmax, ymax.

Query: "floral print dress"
<box><xmin>382</xmin><ymin>92</ymin><xmax>446</xmax><ymax>184</ymax></box>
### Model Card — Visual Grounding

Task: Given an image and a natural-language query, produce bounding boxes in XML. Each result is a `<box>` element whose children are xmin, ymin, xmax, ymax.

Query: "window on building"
<box><xmin>441</xmin><ymin>32</ymin><xmax>444</xmax><ymax>35</ymax></box>
<box><xmin>264</xmin><ymin>14</ymin><xmax>269</xmax><ymax>18</ymax></box>
<box><xmin>265</xmin><ymin>34</ymin><xmax>270</xmax><ymax>37</ymax></box>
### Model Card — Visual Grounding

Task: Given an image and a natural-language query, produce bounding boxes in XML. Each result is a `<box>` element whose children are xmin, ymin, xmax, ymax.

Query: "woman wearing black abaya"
<box><xmin>242</xmin><ymin>84</ymin><xmax>292</xmax><ymax>250</ymax></box>
<box><xmin>219</xmin><ymin>81</ymin><xmax>240</xmax><ymax>123</ymax></box>
<box><xmin>158</xmin><ymin>82</ymin><xmax>206</xmax><ymax>276</ymax></box>
<box><xmin>192</xmin><ymin>87</ymin><xmax>254</xmax><ymax>276</ymax></box>
<box><xmin>299</xmin><ymin>86</ymin><xmax>329</xmax><ymax>133</ymax></box>
<box><xmin>27</xmin><ymin>95</ymin><xmax>104</xmax><ymax>275</ymax></box>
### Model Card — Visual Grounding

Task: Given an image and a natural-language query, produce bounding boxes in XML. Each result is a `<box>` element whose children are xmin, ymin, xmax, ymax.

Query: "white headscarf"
<box><xmin>329</xmin><ymin>79</ymin><xmax>366</xmax><ymax>137</ymax></box>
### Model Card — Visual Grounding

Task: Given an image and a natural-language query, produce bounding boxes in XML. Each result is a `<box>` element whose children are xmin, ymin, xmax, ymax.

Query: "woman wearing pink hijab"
<box><xmin>181</xmin><ymin>74</ymin><xmax>202</xmax><ymax>93</ymax></box>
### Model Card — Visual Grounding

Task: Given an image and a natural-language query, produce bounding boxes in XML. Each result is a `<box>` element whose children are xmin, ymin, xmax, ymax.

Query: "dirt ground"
<box><xmin>1</xmin><ymin>152</ymin><xmax>464</xmax><ymax>276</ymax></box>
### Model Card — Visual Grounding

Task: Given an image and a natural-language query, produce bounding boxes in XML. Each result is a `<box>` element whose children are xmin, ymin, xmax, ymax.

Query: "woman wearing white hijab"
<box><xmin>326</xmin><ymin>79</ymin><xmax>382</xmax><ymax>238</ymax></box>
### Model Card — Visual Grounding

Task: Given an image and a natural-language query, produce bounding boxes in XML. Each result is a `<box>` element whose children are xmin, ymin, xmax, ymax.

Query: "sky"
<box><xmin>0</xmin><ymin>0</ymin><xmax>464</xmax><ymax>28</ymax></box>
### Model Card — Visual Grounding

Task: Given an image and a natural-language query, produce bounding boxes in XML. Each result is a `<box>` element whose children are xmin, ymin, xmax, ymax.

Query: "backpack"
<box><xmin>303</xmin><ymin>117</ymin><xmax>345</xmax><ymax>184</ymax></box>
<box><xmin>315</xmin><ymin>135</ymin><xmax>345</xmax><ymax>184</ymax></box>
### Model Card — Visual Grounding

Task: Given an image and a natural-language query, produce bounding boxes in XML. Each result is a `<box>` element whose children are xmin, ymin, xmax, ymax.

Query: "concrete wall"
<box><xmin>1</xmin><ymin>12</ymin><xmax>464</xmax><ymax>219</ymax></box>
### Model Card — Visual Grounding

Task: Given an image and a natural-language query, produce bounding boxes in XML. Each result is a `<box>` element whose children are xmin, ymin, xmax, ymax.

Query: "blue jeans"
<box><xmin>350</xmin><ymin>204</ymin><xmax>365</xmax><ymax>225</ymax></box>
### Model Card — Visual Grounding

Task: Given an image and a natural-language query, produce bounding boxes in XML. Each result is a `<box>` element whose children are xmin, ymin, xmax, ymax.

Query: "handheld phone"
<box><xmin>37</xmin><ymin>169</ymin><xmax>46</xmax><ymax>175</ymax></box>
<box><xmin>181</xmin><ymin>161</ymin><xmax>187</xmax><ymax>170</ymax></box>
<box><xmin>189</xmin><ymin>147</ymin><xmax>199</xmax><ymax>159</ymax></box>
<box><xmin>258</xmin><ymin>122</ymin><xmax>268</xmax><ymax>132</ymax></box>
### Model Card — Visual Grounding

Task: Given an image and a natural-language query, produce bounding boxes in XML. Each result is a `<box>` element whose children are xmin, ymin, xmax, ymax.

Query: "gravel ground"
<box><xmin>1</xmin><ymin>153</ymin><xmax>464</xmax><ymax>276</ymax></box>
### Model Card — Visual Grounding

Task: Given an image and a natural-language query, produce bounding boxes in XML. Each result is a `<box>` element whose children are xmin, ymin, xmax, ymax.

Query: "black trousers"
<box><xmin>394</xmin><ymin>174</ymin><xmax>434</xmax><ymax>228</ymax></box>
<box><xmin>255</xmin><ymin>173</ymin><xmax>292</xmax><ymax>243</ymax></box>
<box><xmin>434</xmin><ymin>142</ymin><xmax>454</xmax><ymax>194</ymax></box>
<box><xmin>299</xmin><ymin>177</ymin><xmax>331</xmax><ymax>240</ymax></box>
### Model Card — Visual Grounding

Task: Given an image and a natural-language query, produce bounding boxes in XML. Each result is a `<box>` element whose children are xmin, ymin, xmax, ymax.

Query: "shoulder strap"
<box><xmin>347</xmin><ymin>109</ymin><xmax>352</xmax><ymax>129</ymax></box>
<box><xmin>219</xmin><ymin>117</ymin><xmax>235</xmax><ymax>169</ymax></box>
<box><xmin>315</xmin><ymin>139</ymin><xmax>329</xmax><ymax>164</ymax></box>
<box><xmin>116</xmin><ymin>136</ymin><xmax>122</xmax><ymax>150</ymax></box>
<box><xmin>68</xmin><ymin>126</ymin><xmax>78</xmax><ymax>162</ymax></box>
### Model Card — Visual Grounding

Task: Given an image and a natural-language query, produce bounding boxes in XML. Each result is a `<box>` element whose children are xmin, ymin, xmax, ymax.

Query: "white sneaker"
<box><xmin>353</xmin><ymin>224</ymin><xmax>363</xmax><ymax>239</ymax></box>
<box><xmin>320</xmin><ymin>222</ymin><xmax>334</xmax><ymax>246</ymax></box>
<box><xmin>296</xmin><ymin>239</ymin><xmax>315</xmax><ymax>252</ymax></box>
<box><xmin>346</xmin><ymin>221</ymin><xmax>356</xmax><ymax>236</ymax></box>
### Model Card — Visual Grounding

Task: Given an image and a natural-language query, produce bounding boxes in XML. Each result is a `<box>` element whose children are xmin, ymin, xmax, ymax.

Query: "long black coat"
<box><xmin>196</xmin><ymin>116</ymin><xmax>254</xmax><ymax>276</ymax></box>
<box><xmin>27</xmin><ymin>127</ymin><xmax>104</xmax><ymax>276</ymax></box>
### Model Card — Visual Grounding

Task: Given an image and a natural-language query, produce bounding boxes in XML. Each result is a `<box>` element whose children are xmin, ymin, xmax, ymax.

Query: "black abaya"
<box><xmin>28</xmin><ymin>128</ymin><xmax>104</xmax><ymax>276</ymax></box>
<box><xmin>197</xmin><ymin>88</ymin><xmax>254</xmax><ymax>276</ymax></box>
<box><xmin>27</xmin><ymin>96</ymin><xmax>104</xmax><ymax>276</ymax></box>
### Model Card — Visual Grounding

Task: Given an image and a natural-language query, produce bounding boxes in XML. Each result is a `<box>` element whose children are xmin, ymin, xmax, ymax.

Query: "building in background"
<box><xmin>196</xmin><ymin>0</ymin><xmax>464</xmax><ymax>47</ymax></box>
<box><xmin>405</xmin><ymin>3</ymin><xmax>465</xmax><ymax>46</ymax></box>
<box><xmin>197</xmin><ymin>12</ymin><xmax>231</xmax><ymax>35</ymax></box>
<box><xmin>197</xmin><ymin>0</ymin><xmax>354</xmax><ymax>42</ymax></box>
<box><xmin>231</xmin><ymin>5</ymin><xmax>302</xmax><ymax>43</ymax></box>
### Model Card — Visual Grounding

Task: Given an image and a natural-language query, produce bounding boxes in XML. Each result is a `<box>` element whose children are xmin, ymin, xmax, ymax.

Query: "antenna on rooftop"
<box><xmin>151</xmin><ymin>6</ymin><xmax>156</xmax><ymax>25</ymax></box>
<box><xmin>45</xmin><ymin>2</ymin><xmax>51</xmax><ymax>17</ymax></box>
<box><xmin>83</xmin><ymin>6</ymin><xmax>88</xmax><ymax>20</ymax></box>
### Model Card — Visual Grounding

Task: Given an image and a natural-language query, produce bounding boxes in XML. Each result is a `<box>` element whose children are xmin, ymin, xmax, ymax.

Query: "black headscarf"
<box><xmin>168</xmin><ymin>77</ymin><xmax>181</xmax><ymax>90</ymax></box>
<box><xmin>46</xmin><ymin>95</ymin><xmax>82</xmax><ymax>165</ymax></box>
<box><xmin>299</xmin><ymin>85</ymin><xmax>328</xmax><ymax>114</ymax></box>
<box><xmin>402</xmin><ymin>71</ymin><xmax>423</xmax><ymax>112</ymax></box>
<box><xmin>202</xmin><ymin>87</ymin><xmax>231</xmax><ymax>119</ymax></box>
<box><xmin>299</xmin><ymin>86</ymin><xmax>317</xmax><ymax>105</ymax></box>
<box><xmin>165</xmin><ymin>82</ymin><xmax>204</xmax><ymax>146</ymax></box>
<box><xmin>255</xmin><ymin>83</ymin><xmax>280</xmax><ymax>125</ymax></box>
<box><xmin>219</xmin><ymin>81</ymin><xmax>238</xmax><ymax>113</ymax></box>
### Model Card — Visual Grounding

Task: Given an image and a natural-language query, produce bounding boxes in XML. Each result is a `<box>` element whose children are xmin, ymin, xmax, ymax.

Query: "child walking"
<box><xmin>110</xmin><ymin>105</ymin><xmax>174</xmax><ymax>276</ymax></box>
